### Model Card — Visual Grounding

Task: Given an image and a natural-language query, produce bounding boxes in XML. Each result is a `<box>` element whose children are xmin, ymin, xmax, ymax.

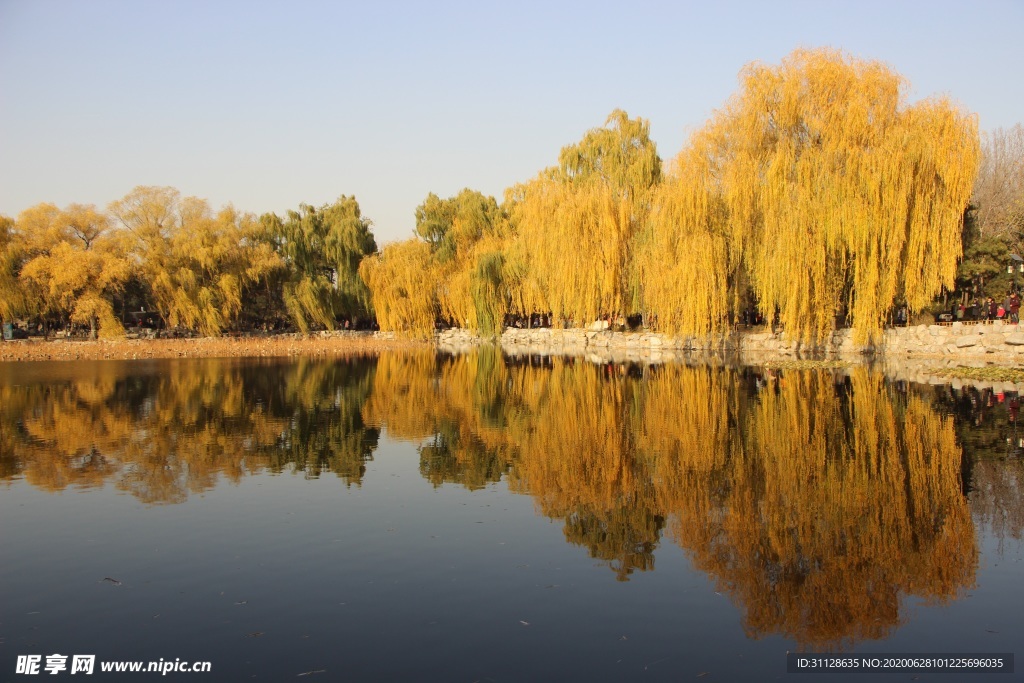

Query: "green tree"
<box><xmin>262</xmin><ymin>196</ymin><xmax>377</xmax><ymax>333</ymax></box>
<box><xmin>0</xmin><ymin>215</ymin><xmax>27</xmax><ymax>329</ymax></box>
<box><xmin>415</xmin><ymin>189</ymin><xmax>505</xmax><ymax>261</ymax></box>
<box><xmin>558</xmin><ymin>108</ymin><xmax>662</xmax><ymax>197</ymax></box>
<box><xmin>414</xmin><ymin>192</ymin><xmax>453</xmax><ymax>252</ymax></box>
<box><xmin>957</xmin><ymin>232</ymin><xmax>1015</xmax><ymax>300</ymax></box>
<box><xmin>412</xmin><ymin>189</ymin><xmax>509</xmax><ymax>335</ymax></box>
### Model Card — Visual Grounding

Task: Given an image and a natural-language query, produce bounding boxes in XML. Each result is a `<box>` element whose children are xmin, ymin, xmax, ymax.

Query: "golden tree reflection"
<box><xmin>644</xmin><ymin>368</ymin><xmax>976</xmax><ymax>647</ymax></box>
<box><xmin>1</xmin><ymin>357</ymin><xmax>379</xmax><ymax>503</ymax></box>
<box><xmin>361</xmin><ymin>353</ymin><xmax>978</xmax><ymax>643</ymax></box>
<box><xmin>362</xmin><ymin>351</ymin><xmax>665</xmax><ymax>579</ymax></box>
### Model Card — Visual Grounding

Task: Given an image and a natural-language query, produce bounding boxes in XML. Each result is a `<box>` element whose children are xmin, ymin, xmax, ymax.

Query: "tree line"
<box><xmin>3</xmin><ymin>48</ymin><xmax>1020</xmax><ymax>342</ymax></box>
<box><xmin>0</xmin><ymin>188</ymin><xmax>376</xmax><ymax>338</ymax></box>
<box><xmin>366</xmin><ymin>48</ymin><xmax>984</xmax><ymax>344</ymax></box>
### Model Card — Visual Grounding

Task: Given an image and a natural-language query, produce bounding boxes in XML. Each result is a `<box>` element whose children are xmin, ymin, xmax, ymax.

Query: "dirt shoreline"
<box><xmin>0</xmin><ymin>335</ymin><xmax>428</xmax><ymax>362</ymax></box>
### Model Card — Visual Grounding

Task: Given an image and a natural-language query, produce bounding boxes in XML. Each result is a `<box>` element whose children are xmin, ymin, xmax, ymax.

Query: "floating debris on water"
<box><xmin>758</xmin><ymin>359</ymin><xmax>852</xmax><ymax>370</ymax></box>
<box><xmin>931</xmin><ymin>366</ymin><xmax>1024</xmax><ymax>383</ymax></box>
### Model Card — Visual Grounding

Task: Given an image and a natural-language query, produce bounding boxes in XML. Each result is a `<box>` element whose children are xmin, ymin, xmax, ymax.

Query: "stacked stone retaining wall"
<box><xmin>882</xmin><ymin>321</ymin><xmax>1024</xmax><ymax>359</ymax></box>
<box><xmin>435</xmin><ymin>322</ymin><xmax>1024</xmax><ymax>365</ymax></box>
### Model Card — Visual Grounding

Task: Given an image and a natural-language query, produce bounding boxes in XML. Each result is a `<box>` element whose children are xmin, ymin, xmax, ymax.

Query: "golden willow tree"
<box><xmin>359</xmin><ymin>52</ymin><xmax>976</xmax><ymax>339</ymax></box>
<box><xmin>417</xmin><ymin>189</ymin><xmax>509</xmax><ymax>335</ymax></box>
<box><xmin>110</xmin><ymin>186</ymin><xmax>281</xmax><ymax>336</ymax></box>
<box><xmin>506</xmin><ymin>110</ymin><xmax>661</xmax><ymax>326</ymax></box>
<box><xmin>359</xmin><ymin>240</ymin><xmax>437</xmax><ymax>337</ymax></box>
<box><xmin>647</xmin><ymin>49</ymin><xmax>979</xmax><ymax>343</ymax></box>
<box><xmin>361</xmin><ymin>189</ymin><xmax>508</xmax><ymax>336</ymax></box>
<box><xmin>637</xmin><ymin>125</ymin><xmax>735</xmax><ymax>337</ymax></box>
<box><xmin>16</xmin><ymin>203</ymin><xmax>131</xmax><ymax>338</ymax></box>
<box><xmin>154</xmin><ymin>202</ymin><xmax>279</xmax><ymax>336</ymax></box>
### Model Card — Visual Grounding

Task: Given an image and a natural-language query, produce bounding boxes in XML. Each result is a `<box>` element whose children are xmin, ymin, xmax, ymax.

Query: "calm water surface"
<box><xmin>1</xmin><ymin>350</ymin><xmax>1021</xmax><ymax>682</ymax></box>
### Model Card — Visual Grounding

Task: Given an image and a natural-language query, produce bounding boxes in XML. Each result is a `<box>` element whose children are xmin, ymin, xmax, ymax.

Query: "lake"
<box><xmin>1</xmin><ymin>349</ymin><xmax>1021</xmax><ymax>681</ymax></box>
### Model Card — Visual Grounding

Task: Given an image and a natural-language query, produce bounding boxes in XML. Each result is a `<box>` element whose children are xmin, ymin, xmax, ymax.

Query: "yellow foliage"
<box><xmin>17</xmin><ymin>204</ymin><xmax>130</xmax><ymax>338</ymax></box>
<box><xmin>109</xmin><ymin>188</ymin><xmax>281</xmax><ymax>335</ymax></box>
<box><xmin>357</xmin><ymin>353</ymin><xmax>979</xmax><ymax>634</ymax></box>
<box><xmin>1</xmin><ymin>357</ymin><xmax>379</xmax><ymax>501</ymax></box>
<box><xmin>638</xmin><ymin>138</ymin><xmax>734</xmax><ymax>336</ymax></box>
<box><xmin>508</xmin><ymin>178</ymin><xmax>633</xmax><ymax>324</ymax></box>
<box><xmin>359</xmin><ymin>240</ymin><xmax>437</xmax><ymax>337</ymax></box>
<box><xmin>661</xmin><ymin>48</ymin><xmax>980</xmax><ymax>343</ymax></box>
<box><xmin>649</xmin><ymin>367</ymin><xmax>975</xmax><ymax>647</ymax></box>
<box><xmin>4</xmin><ymin>49</ymin><xmax>982</xmax><ymax>344</ymax></box>
<box><xmin>392</xmin><ymin>189</ymin><xmax>512</xmax><ymax>335</ymax></box>
<box><xmin>361</xmin><ymin>351</ymin><xmax>444</xmax><ymax>438</ymax></box>
<box><xmin>505</xmin><ymin>111</ymin><xmax>660</xmax><ymax>326</ymax></box>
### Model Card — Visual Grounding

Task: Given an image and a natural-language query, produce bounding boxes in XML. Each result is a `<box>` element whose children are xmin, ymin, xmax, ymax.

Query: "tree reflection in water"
<box><xmin>0</xmin><ymin>356</ymin><xmax>379</xmax><ymax>503</ymax></box>
<box><xmin>2</xmin><ymin>349</ymin><xmax>1011</xmax><ymax>648</ymax></box>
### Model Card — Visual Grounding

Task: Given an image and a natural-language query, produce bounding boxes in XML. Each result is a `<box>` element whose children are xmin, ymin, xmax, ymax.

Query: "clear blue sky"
<box><xmin>2</xmin><ymin>0</ymin><xmax>1021</xmax><ymax>244</ymax></box>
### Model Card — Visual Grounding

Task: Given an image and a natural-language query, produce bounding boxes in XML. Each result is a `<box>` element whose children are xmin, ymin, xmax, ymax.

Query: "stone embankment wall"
<box><xmin>882</xmin><ymin>321</ymin><xmax>1024</xmax><ymax>359</ymax></box>
<box><xmin>436</xmin><ymin>323</ymin><xmax>1023</xmax><ymax>393</ymax></box>
<box><xmin>436</xmin><ymin>322</ymin><xmax>1024</xmax><ymax>364</ymax></box>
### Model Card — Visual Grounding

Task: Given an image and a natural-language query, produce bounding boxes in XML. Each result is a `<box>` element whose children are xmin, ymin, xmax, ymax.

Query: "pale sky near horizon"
<box><xmin>1</xmin><ymin>0</ymin><xmax>1022</xmax><ymax>245</ymax></box>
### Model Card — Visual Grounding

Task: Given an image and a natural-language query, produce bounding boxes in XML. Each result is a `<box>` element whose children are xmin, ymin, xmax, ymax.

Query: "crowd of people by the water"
<box><xmin>943</xmin><ymin>293</ymin><xmax>1021</xmax><ymax>324</ymax></box>
<box><xmin>3</xmin><ymin>291</ymin><xmax>1022</xmax><ymax>343</ymax></box>
<box><xmin>890</xmin><ymin>292</ymin><xmax>1020</xmax><ymax>326</ymax></box>
<box><xmin>500</xmin><ymin>312</ymin><xmax>645</xmax><ymax>331</ymax></box>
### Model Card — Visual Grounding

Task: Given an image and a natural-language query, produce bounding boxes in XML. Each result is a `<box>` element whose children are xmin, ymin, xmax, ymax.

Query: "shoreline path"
<box><xmin>0</xmin><ymin>335</ymin><xmax>426</xmax><ymax>363</ymax></box>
